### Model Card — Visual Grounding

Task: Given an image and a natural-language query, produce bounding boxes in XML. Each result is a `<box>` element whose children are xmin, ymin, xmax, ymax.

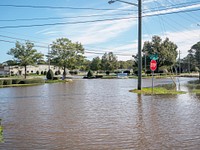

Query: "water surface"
<box><xmin>0</xmin><ymin>78</ymin><xmax>200</xmax><ymax>149</ymax></box>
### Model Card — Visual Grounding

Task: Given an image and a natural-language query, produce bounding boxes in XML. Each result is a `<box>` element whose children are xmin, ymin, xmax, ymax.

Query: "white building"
<box><xmin>3</xmin><ymin>65</ymin><xmax>66</xmax><ymax>75</ymax></box>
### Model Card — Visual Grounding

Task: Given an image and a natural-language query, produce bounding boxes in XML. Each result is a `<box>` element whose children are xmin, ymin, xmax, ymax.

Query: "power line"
<box><xmin>0</xmin><ymin>17</ymin><xmax>135</xmax><ymax>29</ymax></box>
<box><xmin>143</xmin><ymin>1</ymin><xmax>200</xmax><ymax>13</ymax></box>
<box><xmin>0</xmin><ymin>35</ymin><xmax>49</xmax><ymax>45</ymax></box>
<box><xmin>0</xmin><ymin>13</ymin><xmax>131</xmax><ymax>22</ymax></box>
<box><xmin>0</xmin><ymin>38</ymin><xmax>133</xmax><ymax>57</ymax></box>
<box><xmin>0</xmin><ymin>7</ymin><xmax>199</xmax><ymax>29</ymax></box>
<box><xmin>143</xmin><ymin>7</ymin><xmax>200</xmax><ymax>18</ymax></box>
<box><xmin>0</xmin><ymin>4</ymin><xmax>133</xmax><ymax>11</ymax></box>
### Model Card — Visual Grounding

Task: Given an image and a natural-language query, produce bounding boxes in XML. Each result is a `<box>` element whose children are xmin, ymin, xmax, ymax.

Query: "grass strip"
<box><xmin>130</xmin><ymin>86</ymin><xmax>186</xmax><ymax>95</ymax></box>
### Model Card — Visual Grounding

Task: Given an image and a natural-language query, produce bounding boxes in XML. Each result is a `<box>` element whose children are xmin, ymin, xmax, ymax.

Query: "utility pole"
<box><xmin>138</xmin><ymin>0</ymin><xmax>142</xmax><ymax>90</ymax></box>
<box><xmin>48</xmin><ymin>44</ymin><xmax>52</xmax><ymax>70</ymax></box>
<box><xmin>108</xmin><ymin>0</ymin><xmax>142</xmax><ymax>90</ymax></box>
<box><xmin>179</xmin><ymin>50</ymin><xmax>181</xmax><ymax>74</ymax></box>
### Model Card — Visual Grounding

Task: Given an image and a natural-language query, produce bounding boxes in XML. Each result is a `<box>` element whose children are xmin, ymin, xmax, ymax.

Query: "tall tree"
<box><xmin>90</xmin><ymin>56</ymin><xmax>101</xmax><ymax>71</ymax></box>
<box><xmin>50</xmin><ymin>38</ymin><xmax>84</xmax><ymax>78</ymax></box>
<box><xmin>142</xmin><ymin>36</ymin><xmax>178</xmax><ymax>71</ymax></box>
<box><xmin>191</xmin><ymin>41</ymin><xmax>200</xmax><ymax>80</ymax></box>
<box><xmin>7</xmin><ymin>41</ymin><xmax>44</xmax><ymax>78</ymax></box>
<box><xmin>101</xmin><ymin>52</ymin><xmax>118</xmax><ymax>71</ymax></box>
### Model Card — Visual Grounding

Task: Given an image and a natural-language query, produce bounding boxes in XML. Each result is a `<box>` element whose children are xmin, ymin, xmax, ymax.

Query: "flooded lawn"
<box><xmin>0</xmin><ymin>78</ymin><xmax>200</xmax><ymax>149</ymax></box>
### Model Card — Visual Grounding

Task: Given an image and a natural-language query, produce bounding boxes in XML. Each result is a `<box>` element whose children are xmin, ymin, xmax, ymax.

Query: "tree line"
<box><xmin>3</xmin><ymin>36</ymin><xmax>200</xmax><ymax>78</ymax></box>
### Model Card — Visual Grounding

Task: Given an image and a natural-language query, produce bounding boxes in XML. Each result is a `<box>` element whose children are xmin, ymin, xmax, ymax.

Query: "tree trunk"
<box><xmin>24</xmin><ymin>65</ymin><xmax>27</xmax><ymax>79</ymax></box>
<box><xmin>63</xmin><ymin>66</ymin><xmax>66</xmax><ymax>80</ymax></box>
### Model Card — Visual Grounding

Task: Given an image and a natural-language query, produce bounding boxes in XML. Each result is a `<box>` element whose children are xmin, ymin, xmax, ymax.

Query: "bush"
<box><xmin>87</xmin><ymin>70</ymin><xmax>93</xmax><ymax>78</ymax></box>
<box><xmin>69</xmin><ymin>70</ymin><xmax>78</xmax><ymax>75</ymax></box>
<box><xmin>95</xmin><ymin>75</ymin><xmax>103</xmax><ymax>78</ymax></box>
<box><xmin>0</xmin><ymin>80</ymin><xmax>3</xmax><ymax>85</ymax></box>
<box><xmin>36</xmin><ymin>70</ymin><xmax>40</xmax><ymax>75</ymax></box>
<box><xmin>106</xmin><ymin>71</ymin><xmax>110</xmax><ymax>75</ymax></box>
<box><xmin>46</xmin><ymin>69</ymin><xmax>54</xmax><ymax>80</ymax></box>
<box><xmin>123</xmin><ymin>70</ymin><xmax>130</xmax><ymax>75</ymax></box>
<box><xmin>3</xmin><ymin>79</ymin><xmax>12</xmax><ymax>85</ymax></box>
<box><xmin>53</xmin><ymin>77</ymin><xmax>59</xmax><ymax>80</ymax></box>
<box><xmin>12</xmin><ymin>79</ymin><xmax>22</xmax><ymax>84</ymax></box>
<box><xmin>114</xmin><ymin>70</ymin><xmax>121</xmax><ymax>74</ymax></box>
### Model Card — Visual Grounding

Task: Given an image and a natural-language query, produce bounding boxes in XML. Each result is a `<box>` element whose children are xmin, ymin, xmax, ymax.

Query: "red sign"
<box><xmin>150</xmin><ymin>60</ymin><xmax>157</xmax><ymax>71</ymax></box>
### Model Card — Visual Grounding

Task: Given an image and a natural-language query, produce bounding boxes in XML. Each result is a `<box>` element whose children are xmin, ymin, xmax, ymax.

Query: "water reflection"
<box><xmin>0</xmin><ymin>78</ymin><xmax>199</xmax><ymax>149</ymax></box>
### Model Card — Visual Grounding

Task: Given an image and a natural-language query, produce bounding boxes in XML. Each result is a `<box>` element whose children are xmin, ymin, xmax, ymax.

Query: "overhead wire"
<box><xmin>0</xmin><ymin>38</ymin><xmax>133</xmax><ymax>57</ymax></box>
<box><xmin>0</xmin><ymin>4</ymin><xmax>133</xmax><ymax>12</ymax></box>
<box><xmin>0</xmin><ymin>13</ymin><xmax>131</xmax><ymax>22</ymax></box>
<box><xmin>1</xmin><ymin>1</ymin><xmax>200</xmax><ymax>59</ymax></box>
<box><xmin>0</xmin><ymin>7</ymin><xmax>200</xmax><ymax>29</ymax></box>
<box><xmin>0</xmin><ymin>16</ymin><xmax>136</xmax><ymax>29</ymax></box>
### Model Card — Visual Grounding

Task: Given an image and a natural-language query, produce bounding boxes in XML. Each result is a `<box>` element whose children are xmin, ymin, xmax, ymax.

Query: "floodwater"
<box><xmin>0</xmin><ymin>77</ymin><xmax>200</xmax><ymax>149</ymax></box>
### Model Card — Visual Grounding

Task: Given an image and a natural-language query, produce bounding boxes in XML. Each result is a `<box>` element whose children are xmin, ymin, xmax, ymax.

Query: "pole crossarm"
<box><xmin>108</xmin><ymin>0</ymin><xmax>138</xmax><ymax>6</ymax></box>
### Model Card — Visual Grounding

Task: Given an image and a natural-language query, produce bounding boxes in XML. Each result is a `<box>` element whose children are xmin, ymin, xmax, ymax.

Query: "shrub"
<box><xmin>87</xmin><ymin>70</ymin><xmax>93</xmax><ymax>78</ymax></box>
<box><xmin>53</xmin><ymin>77</ymin><xmax>59</xmax><ymax>80</ymax></box>
<box><xmin>36</xmin><ymin>70</ymin><xmax>40</xmax><ymax>75</ymax></box>
<box><xmin>46</xmin><ymin>69</ymin><xmax>54</xmax><ymax>80</ymax></box>
<box><xmin>123</xmin><ymin>70</ymin><xmax>130</xmax><ymax>75</ymax></box>
<box><xmin>0</xmin><ymin>80</ymin><xmax>3</xmax><ymax>85</ymax></box>
<box><xmin>12</xmin><ymin>79</ymin><xmax>22</xmax><ymax>84</ymax></box>
<box><xmin>106</xmin><ymin>71</ymin><xmax>110</xmax><ymax>75</ymax></box>
<box><xmin>0</xmin><ymin>75</ymin><xmax>5</xmax><ymax>78</ymax></box>
<box><xmin>114</xmin><ymin>70</ymin><xmax>121</xmax><ymax>74</ymax></box>
<box><xmin>3</xmin><ymin>79</ymin><xmax>12</xmax><ymax>85</ymax></box>
<box><xmin>95</xmin><ymin>75</ymin><xmax>103</xmax><ymax>78</ymax></box>
<box><xmin>69</xmin><ymin>70</ymin><xmax>78</xmax><ymax>75</ymax></box>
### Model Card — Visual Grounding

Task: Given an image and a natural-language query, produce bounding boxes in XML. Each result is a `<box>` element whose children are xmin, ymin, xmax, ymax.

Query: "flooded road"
<box><xmin>0</xmin><ymin>78</ymin><xmax>200</xmax><ymax>149</ymax></box>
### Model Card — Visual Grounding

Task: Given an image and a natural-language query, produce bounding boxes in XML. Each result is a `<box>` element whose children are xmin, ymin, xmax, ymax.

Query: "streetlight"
<box><xmin>108</xmin><ymin>0</ymin><xmax>142</xmax><ymax>90</ymax></box>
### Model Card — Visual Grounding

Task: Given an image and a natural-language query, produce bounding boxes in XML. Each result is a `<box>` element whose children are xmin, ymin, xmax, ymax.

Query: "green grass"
<box><xmin>0</xmin><ymin>126</ymin><xmax>2</xmax><ymax>134</ymax></box>
<box><xmin>1</xmin><ymin>83</ymin><xmax>44</xmax><ymax>88</ymax></box>
<box><xmin>45</xmin><ymin>79</ymin><xmax>73</xmax><ymax>83</ymax></box>
<box><xmin>130</xmin><ymin>86</ymin><xmax>186</xmax><ymax>95</ymax></box>
<box><xmin>186</xmin><ymin>80</ymin><xmax>200</xmax><ymax>93</ymax></box>
<box><xmin>0</xmin><ymin>118</ymin><xmax>3</xmax><ymax>143</ymax></box>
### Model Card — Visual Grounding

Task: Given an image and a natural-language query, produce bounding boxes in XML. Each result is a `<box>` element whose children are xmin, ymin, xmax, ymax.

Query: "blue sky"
<box><xmin>0</xmin><ymin>0</ymin><xmax>200</xmax><ymax>63</ymax></box>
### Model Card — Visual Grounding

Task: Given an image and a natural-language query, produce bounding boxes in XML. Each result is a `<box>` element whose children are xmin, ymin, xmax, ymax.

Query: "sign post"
<box><xmin>150</xmin><ymin>60</ymin><xmax>157</xmax><ymax>93</ymax></box>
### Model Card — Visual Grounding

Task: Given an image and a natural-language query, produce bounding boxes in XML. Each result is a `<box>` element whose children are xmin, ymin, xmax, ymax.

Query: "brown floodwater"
<box><xmin>0</xmin><ymin>78</ymin><xmax>200</xmax><ymax>149</ymax></box>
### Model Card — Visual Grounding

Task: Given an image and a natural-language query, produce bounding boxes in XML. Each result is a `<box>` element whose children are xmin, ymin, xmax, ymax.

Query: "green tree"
<box><xmin>90</xmin><ymin>56</ymin><xmax>101</xmax><ymax>71</ymax></box>
<box><xmin>191</xmin><ymin>41</ymin><xmax>200</xmax><ymax>80</ymax></box>
<box><xmin>7</xmin><ymin>41</ymin><xmax>44</xmax><ymax>78</ymax></box>
<box><xmin>3</xmin><ymin>60</ymin><xmax>18</xmax><ymax>66</ymax></box>
<box><xmin>80</xmin><ymin>59</ymin><xmax>91</xmax><ymax>71</ymax></box>
<box><xmin>50</xmin><ymin>38</ymin><xmax>84</xmax><ymax>78</ymax></box>
<box><xmin>142</xmin><ymin>36</ymin><xmax>178</xmax><ymax>71</ymax></box>
<box><xmin>101</xmin><ymin>52</ymin><xmax>118</xmax><ymax>72</ymax></box>
<box><xmin>118</xmin><ymin>60</ymin><xmax>134</xmax><ymax>70</ymax></box>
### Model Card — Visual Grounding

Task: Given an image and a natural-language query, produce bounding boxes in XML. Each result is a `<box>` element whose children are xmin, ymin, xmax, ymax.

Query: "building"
<box><xmin>2</xmin><ymin>65</ymin><xmax>66</xmax><ymax>76</ymax></box>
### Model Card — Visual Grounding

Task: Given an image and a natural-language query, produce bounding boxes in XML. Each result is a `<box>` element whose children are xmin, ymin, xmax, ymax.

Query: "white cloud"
<box><xmin>71</xmin><ymin>18</ymin><xmax>136</xmax><ymax>45</ymax></box>
<box><xmin>163</xmin><ymin>29</ymin><xmax>200</xmax><ymax>57</ymax></box>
